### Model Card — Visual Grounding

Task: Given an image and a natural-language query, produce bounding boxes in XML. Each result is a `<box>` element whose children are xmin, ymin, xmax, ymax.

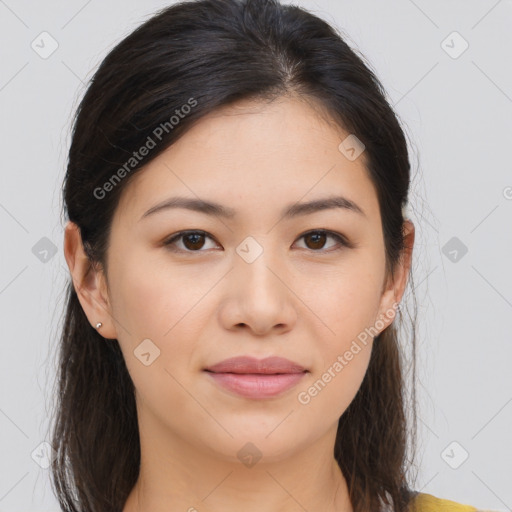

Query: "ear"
<box><xmin>375</xmin><ymin>219</ymin><xmax>415</xmax><ymax>333</ymax></box>
<box><xmin>63</xmin><ymin>221</ymin><xmax>118</xmax><ymax>339</ymax></box>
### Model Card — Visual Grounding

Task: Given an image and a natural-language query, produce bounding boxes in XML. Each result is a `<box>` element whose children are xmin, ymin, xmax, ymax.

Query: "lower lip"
<box><xmin>205</xmin><ymin>371</ymin><xmax>306</xmax><ymax>399</ymax></box>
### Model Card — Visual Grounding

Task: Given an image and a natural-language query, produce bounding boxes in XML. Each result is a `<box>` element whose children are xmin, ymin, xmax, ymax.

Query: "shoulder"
<box><xmin>410</xmin><ymin>492</ymin><xmax>494</xmax><ymax>512</ymax></box>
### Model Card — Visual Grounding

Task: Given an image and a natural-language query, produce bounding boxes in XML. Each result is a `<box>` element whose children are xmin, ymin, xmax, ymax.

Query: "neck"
<box><xmin>123</xmin><ymin>416</ymin><xmax>353</xmax><ymax>512</ymax></box>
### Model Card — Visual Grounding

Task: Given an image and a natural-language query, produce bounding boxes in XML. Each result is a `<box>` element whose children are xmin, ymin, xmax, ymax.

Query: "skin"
<box><xmin>64</xmin><ymin>94</ymin><xmax>414</xmax><ymax>512</ymax></box>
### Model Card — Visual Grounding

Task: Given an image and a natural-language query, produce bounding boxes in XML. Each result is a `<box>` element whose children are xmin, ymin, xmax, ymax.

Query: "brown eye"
<box><xmin>303</xmin><ymin>232</ymin><xmax>327</xmax><ymax>250</ymax></box>
<box><xmin>295</xmin><ymin>230</ymin><xmax>349</xmax><ymax>252</ymax></box>
<box><xmin>163</xmin><ymin>231</ymin><xmax>219</xmax><ymax>252</ymax></box>
<box><xmin>181</xmin><ymin>232</ymin><xmax>206</xmax><ymax>250</ymax></box>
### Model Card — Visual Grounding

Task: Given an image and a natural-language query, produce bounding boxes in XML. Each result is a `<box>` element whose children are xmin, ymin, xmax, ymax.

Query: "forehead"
<box><xmin>114</xmin><ymin>96</ymin><xmax>380</xmax><ymax>226</ymax></box>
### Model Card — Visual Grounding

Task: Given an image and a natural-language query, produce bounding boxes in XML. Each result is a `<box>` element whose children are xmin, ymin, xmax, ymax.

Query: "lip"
<box><xmin>204</xmin><ymin>356</ymin><xmax>308</xmax><ymax>399</ymax></box>
<box><xmin>205</xmin><ymin>356</ymin><xmax>306</xmax><ymax>374</ymax></box>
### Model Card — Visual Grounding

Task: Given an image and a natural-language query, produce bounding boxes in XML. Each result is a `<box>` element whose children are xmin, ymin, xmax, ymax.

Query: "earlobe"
<box><xmin>63</xmin><ymin>221</ymin><xmax>117</xmax><ymax>339</ymax></box>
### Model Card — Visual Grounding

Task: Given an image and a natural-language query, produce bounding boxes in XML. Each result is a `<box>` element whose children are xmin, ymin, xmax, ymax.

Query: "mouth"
<box><xmin>203</xmin><ymin>356</ymin><xmax>308</xmax><ymax>399</ymax></box>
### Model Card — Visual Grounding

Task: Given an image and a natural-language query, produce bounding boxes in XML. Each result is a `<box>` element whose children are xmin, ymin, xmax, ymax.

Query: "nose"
<box><xmin>219</xmin><ymin>249</ymin><xmax>298</xmax><ymax>337</ymax></box>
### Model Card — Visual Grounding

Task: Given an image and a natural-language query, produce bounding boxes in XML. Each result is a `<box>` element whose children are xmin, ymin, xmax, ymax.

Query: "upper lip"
<box><xmin>204</xmin><ymin>356</ymin><xmax>307</xmax><ymax>374</ymax></box>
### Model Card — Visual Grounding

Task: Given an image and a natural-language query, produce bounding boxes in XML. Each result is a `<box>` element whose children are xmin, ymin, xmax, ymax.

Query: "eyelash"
<box><xmin>162</xmin><ymin>229</ymin><xmax>353</xmax><ymax>254</ymax></box>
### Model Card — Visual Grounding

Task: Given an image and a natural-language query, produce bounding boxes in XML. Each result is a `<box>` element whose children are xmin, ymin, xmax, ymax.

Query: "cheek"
<box><xmin>292</xmin><ymin>313</ymin><xmax>373</xmax><ymax>443</ymax></box>
<box><xmin>297</xmin><ymin>308</ymin><xmax>374</xmax><ymax>425</ymax></box>
<box><xmin>108</xmin><ymin>251</ymin><xmax>221</xmax><ymax>381</ymax></box>
<box><xmin>108</xmin><ymin>250</ymin><xmax>206</xmax><ymax>343</ymax></box>
<box><xmin>107</xmin><ymin>257</ymin><xmax>204</xmax><ymax>422</ymax></box>
<box><xmin>305</xmin><ymin>258</ymin><xmax>384</xmax><ymax>346</ymax></box>
<box><xmin>295</xmin><ymin>258</ymin><xmax>381</xmax><ymax>413</ymax></box>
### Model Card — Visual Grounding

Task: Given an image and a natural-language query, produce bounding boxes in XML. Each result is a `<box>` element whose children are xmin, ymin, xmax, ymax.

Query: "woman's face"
<box><xmin>78</xmin><ymin>96</ymin><xmax>411</xmax><ymax>464</ymax></box>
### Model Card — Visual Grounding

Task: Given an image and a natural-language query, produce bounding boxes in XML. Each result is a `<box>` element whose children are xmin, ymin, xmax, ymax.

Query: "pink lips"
<box><xmin>204</xmin><ymin>356</ymin><xmax>308</xmax><ymax>399</ymax></box>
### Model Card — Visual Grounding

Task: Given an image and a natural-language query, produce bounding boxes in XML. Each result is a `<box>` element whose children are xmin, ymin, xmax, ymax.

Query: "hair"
<box><xmin>51</xmin><ymin>0</ymin><xmax>420</xmax><ymax>510</ymax></box>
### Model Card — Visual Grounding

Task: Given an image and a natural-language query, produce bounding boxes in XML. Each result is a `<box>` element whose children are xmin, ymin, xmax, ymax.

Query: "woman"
<box><xmin>52</xmin><ymin>0</ymin><xmax>486</xmax><ymax>510</ymax></box>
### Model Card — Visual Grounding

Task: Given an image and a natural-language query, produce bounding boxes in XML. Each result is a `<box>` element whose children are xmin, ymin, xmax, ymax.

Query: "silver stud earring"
<box><xmin>95</xmin><ymin>322</ymin><xmax>103</xmax><ymax>329</ymax></box>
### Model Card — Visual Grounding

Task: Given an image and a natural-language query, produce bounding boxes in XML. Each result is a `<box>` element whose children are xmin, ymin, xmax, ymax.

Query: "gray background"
<box><xmin>0</xmin><ymin>0</ymin><xmax>511</xmax><ymax>510</ymax></box>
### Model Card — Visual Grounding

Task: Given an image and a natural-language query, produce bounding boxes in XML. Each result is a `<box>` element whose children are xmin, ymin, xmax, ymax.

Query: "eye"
<box><xmin>294</xmin><ymin>229</ymin><xmax>350</xmax><ymax>252</ymax></box>
<box><xmin>163</xmin><ymin>230</ymin><xmax>219</xmax><ymax>252</ymax></box>
<box><xmin>163</xmin><ymin>229</ymin><xmax>352</xmax><ymax>253</ymax></box>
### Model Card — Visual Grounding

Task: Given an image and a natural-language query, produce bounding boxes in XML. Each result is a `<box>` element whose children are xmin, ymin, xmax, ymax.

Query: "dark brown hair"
<box><xmin>51</xmin><ymin>0</ymin><xmax>419</xmax><ymax>510</ymax></box>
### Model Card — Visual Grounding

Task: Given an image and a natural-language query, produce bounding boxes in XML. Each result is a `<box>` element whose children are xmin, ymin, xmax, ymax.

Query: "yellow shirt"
<box><xmin>411</xmin><ymin>492</ymin><xmax>492</xmax><ymax>511</ymax></box>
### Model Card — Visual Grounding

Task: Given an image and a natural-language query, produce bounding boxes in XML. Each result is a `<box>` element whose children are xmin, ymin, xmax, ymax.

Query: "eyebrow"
<box><xmin>139</xmin><ymin>195</ymin><xmax>366</xmax><ymax>221</ymax></box>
